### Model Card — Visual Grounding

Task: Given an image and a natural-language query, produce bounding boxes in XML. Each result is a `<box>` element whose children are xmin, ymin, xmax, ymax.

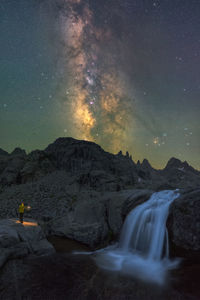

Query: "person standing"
<box><xmin>19</xmin><ymin>202</ymin><xmax>25</xmax><ymax>223</ymax></box>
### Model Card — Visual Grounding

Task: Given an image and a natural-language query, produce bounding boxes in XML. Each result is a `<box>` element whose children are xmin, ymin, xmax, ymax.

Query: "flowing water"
<box><xmin>75</xmin><ymin>190</ymin><xmax>180</xmax><ymax>285</ymax></box>
<box><xmin>94</xmin><ymin>190</ymin><xmax>180</xmax><ymax>285</ymax></box>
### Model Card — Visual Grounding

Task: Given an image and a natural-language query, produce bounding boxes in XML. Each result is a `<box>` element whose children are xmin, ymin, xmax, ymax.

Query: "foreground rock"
<box><xmin>0</xmin><ymin>252</ymin><xmax>198</xmax><ymax>300</ymax></box>
<box><xmin>46</xmin><ymin>189</ymin><xmax>153</xmax><ymax>248</ymax></box>
<box><xmin>0</xmin><ymin>218</ymin><xmax>55</xmax><ymax>269</ymax></box>
<box><xmin>106</xmin><ymin>189</ymin><xmax>153</xmax><ymax>237</ymax></box>
<box><xmin>0</xmin><ymin>176</ymin><xmax>153</xmax><ymax>248</ymax></box>
<box><xmin>167</xmin><ymin>188</ymin><xmax>200</xmax><ymax>259</ymax></box>
<box><xmin>47</xmin><ymin>198</ymin><xmax>108</xmax><ymax>248</ymax></box>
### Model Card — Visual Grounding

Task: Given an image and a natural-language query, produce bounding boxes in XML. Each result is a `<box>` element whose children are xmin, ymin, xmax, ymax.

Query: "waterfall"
<box><xmin>118</xmin><ymin>190</ymin><xmax>178</xmax><ymax>259</ymax></box>
<box><xmin>94</xmin><ymin>190</ymin><xmax>180</xmax><ymax>285</ymax></box>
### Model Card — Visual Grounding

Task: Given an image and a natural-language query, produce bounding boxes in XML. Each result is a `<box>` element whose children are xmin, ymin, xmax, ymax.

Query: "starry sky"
<box><xmin>0</xmin><ymin>0</ymin><xmax>200</xmax><ymax>169</ymax></box>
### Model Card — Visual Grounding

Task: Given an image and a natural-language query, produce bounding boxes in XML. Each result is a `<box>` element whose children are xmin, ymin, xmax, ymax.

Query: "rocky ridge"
<box><xmin>0</xmin><ymin>137</ymin><xmax>199</xmax><ymax>255</ymax></box>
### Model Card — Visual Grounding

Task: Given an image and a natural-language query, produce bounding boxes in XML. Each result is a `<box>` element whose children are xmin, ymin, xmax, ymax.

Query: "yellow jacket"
<box><xmin>19</xmin><ymin>203</ymin><xmax>25</xmax><ymax>213</ymax></box>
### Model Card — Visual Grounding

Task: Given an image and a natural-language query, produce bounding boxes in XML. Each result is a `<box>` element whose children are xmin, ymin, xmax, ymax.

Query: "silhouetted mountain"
<box><xmin>141</xmin><ymin>159</ymin><xmax>153</xmax><ymax>170</ymax></box>
<box><xmin>0</xmin><ymin>149</ymin><xmax>9</xmax><ymax>156</ymax></box>
<box><xmin>11</xmin><ymin>147</ymin><xmax>26</xmax><ymax>157</ymax></box>
<box><xmin>164</xmin><ymin>157</ymin><xmax>199</xmax><ymax>175</ymax></box>
<box><xmin>0</xmin><ymin>137</ymin><xmax>199</xmax><ymax>190</ymax></box>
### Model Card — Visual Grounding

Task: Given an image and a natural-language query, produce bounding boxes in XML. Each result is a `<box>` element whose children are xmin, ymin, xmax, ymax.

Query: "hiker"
<box><xmin>19</xmin><ymin>202</ymin><xmax>25</xmax><ymax>223</ymax></box>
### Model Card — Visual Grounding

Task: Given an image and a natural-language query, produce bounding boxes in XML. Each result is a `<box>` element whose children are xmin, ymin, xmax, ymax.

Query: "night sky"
<box><xmin>1</xmin><ymin>0</ymin><xmax>200</xmax><ymax>169</ymax></box>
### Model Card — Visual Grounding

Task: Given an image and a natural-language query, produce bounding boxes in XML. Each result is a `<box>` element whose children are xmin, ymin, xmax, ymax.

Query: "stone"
<box><xmin>167</xmin><ymin>188</ymin><xmax>200</xmax><ymax>259</ymax></box>
<box><xmin>106</xmin><ymin>189</ymin><xmax>153</xmax><ymax>237</ymax></box>
<box><xmin>0</xmin><ymin>252</ymin><xmax>193</xmax><ymax>300</ymax></box>
<box><xmin>0</xmin><ymin>156</ymin><xmax>26</xmax><ymax>186</ymax></box>
<box><xmin>30</xmin><ymin>239</ymin><xmax>55</xmax><ymax>255</ymax></box>
<box><xmin>48</xmin><ymin>199</ymin><xmax>108</xmax><ymax>248</ymax></box>
<box><xmin>0</xmin><ymin>218</ymin><xmax>55</xmax><ymax>269</ymax></box>
<box><xmin>20</xmin><ymin>150</ymin><xmax>55</xmax><ymax>183</ymax></box>
<box><xmin>45</xmin><ymin>138</ymin><xmax>137</xmax><ymax>188</ymax></box>
<box><xmin>0</xmin><ymin>137</ymin><xmax>199</xmax><ymax>191</ymax></box>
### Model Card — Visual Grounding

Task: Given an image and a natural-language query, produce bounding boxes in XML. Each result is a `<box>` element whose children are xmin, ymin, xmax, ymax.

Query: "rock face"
<box><xmin>0</xmin><ymin>138</ymin><xmax>199</xmax><ymax>191</ymax></box>
<box><xmin>20</xmin><ymin>150</ymin><xmax>56</xmax><ymax>184</ymax></box>
<box><xmin>0</xmin><ymin>155</ymin><xmax>26</xmax><ymax>186</ymax></box>
<box><xmin>106</xmin><ymin>189</ymin><xmax>153</xmax><ymax>237</ymax></box>
<box><xmin>160</xmin><ymin>158</ymin><xmax>200</xmax><ymax>189</ymax></box>
<box><xmin>0</xmin><ymin>218</ymin><xmax>55</xmax><ymax>268</ymax></box>
<box><xmin>0</xmin><ymin>137</ymin><xmax>199</xmax><ymax>252</ymax></box>
<box><xmin>48</xmin><ymin>198</ymin><xmax>108</xmax><ymax>248</ymax></box>
<box><xmin>45</xmin><ymin>137</ymin><xmax>137</xmax><ymax>190</ymax></box>
<box><xmin>167</xmin><ymin>188</ymin><xmax>200</xmax><ymax>258</ymax></box>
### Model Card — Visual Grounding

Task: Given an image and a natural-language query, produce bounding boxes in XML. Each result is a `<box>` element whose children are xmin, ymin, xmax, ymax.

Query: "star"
<box><xmin>153</xmin><ymin>137</ymin><xmax>159</xmax><ymax>145</ymax></box>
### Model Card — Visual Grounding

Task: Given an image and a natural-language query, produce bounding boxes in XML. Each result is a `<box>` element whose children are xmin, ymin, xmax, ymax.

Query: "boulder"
<box><xmin>106</xmin><ymin>189</ymin><xmax>153</xmax><ymax>237</ymax></box>
<box><xmin>0</xmin><ymin>218</ymin><xmax>55</xmax><ymax>269</ymax></box>
<box><xmin>167</xmin><ymin>188</ymin><xmax>200</xmax><ymax>259</ymax></box>
<box><xmin>47</xmin><ymin>199</ymin><xmax>108</xmax><ymax>248</ymax></box>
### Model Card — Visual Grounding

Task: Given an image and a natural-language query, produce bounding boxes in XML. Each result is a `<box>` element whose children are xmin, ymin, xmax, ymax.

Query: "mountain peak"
<box><xmin>164</xmin><ymin>157</ymin><xmax>199</xmax><ymax>174</ymax></box>
<box><xmin>0</xmin><ymin>149</ymin><xmax>9</xmax><ymax>156</ymax></box>
<box><xmin>141</xmin><ymin>159</ymin><xmax>152</xmax><ymax>169</ymax></box>
<box><xmin>11</xmin><ymin>148</ymin><xmax>26</xmax><ymax>156</ymax></box>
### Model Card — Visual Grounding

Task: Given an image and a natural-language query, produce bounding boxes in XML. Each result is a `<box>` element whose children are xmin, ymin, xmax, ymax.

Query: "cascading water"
<box><xmin>93</xmin><ymin>190</ymin><xmax>180</xmax><ymax>285</ymax></box>
<box><xmin>118</xmin><ymin>190</ymin><xmax>177</xmax><ymax>259</ymax></box>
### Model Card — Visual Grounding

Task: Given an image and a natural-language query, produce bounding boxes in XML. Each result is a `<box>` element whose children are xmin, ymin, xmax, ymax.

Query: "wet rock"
<box><xmin>106</xmin><ymin>189</ymin><xmax>153</xmax><ymax>237</ymax></box>
<box><xmin>0</xmin><ymin>253</ymin><xmax>191</xmax><ymax>300</ymax></box>
<box><xmin>167</xmin><ymin>188</ymin><xmax>200</xmax><ymax>259</ymax></box>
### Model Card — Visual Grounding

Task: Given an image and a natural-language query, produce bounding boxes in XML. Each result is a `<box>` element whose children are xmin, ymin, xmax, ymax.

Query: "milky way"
<box><xmin>1</xmin><ymin>0</ymin><xmax>200</xmax><ymax>169</ymax></box>
<box><xmin>58</xmin><ymin>0</ymin><xmax>135</xmax><ymax>153</ymax></box>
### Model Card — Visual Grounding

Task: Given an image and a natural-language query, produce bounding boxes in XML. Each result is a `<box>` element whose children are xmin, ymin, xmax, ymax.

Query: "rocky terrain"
<box><xmin>0</xmin><ymin>137</ymin><xmax>199</xmax><ymax>299</ymax></box>
<box><xmin>167</xmin><ymin>188</ymin><xmax>200</xmax><ymax>259</ymax></box>
<box><xmin>0</xmin><ymin>218</ymin><xmax>54</xmax><ymax>269</ymax></box>
<box><xmin>1</xmin><ymin>137</ymin><xmax>199</xmax><ymax>192</ymax></box>
<box><xmin>0</xmin><ymin>137</ymin><xmax>199</xmax><ymax>252</ymax></box>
